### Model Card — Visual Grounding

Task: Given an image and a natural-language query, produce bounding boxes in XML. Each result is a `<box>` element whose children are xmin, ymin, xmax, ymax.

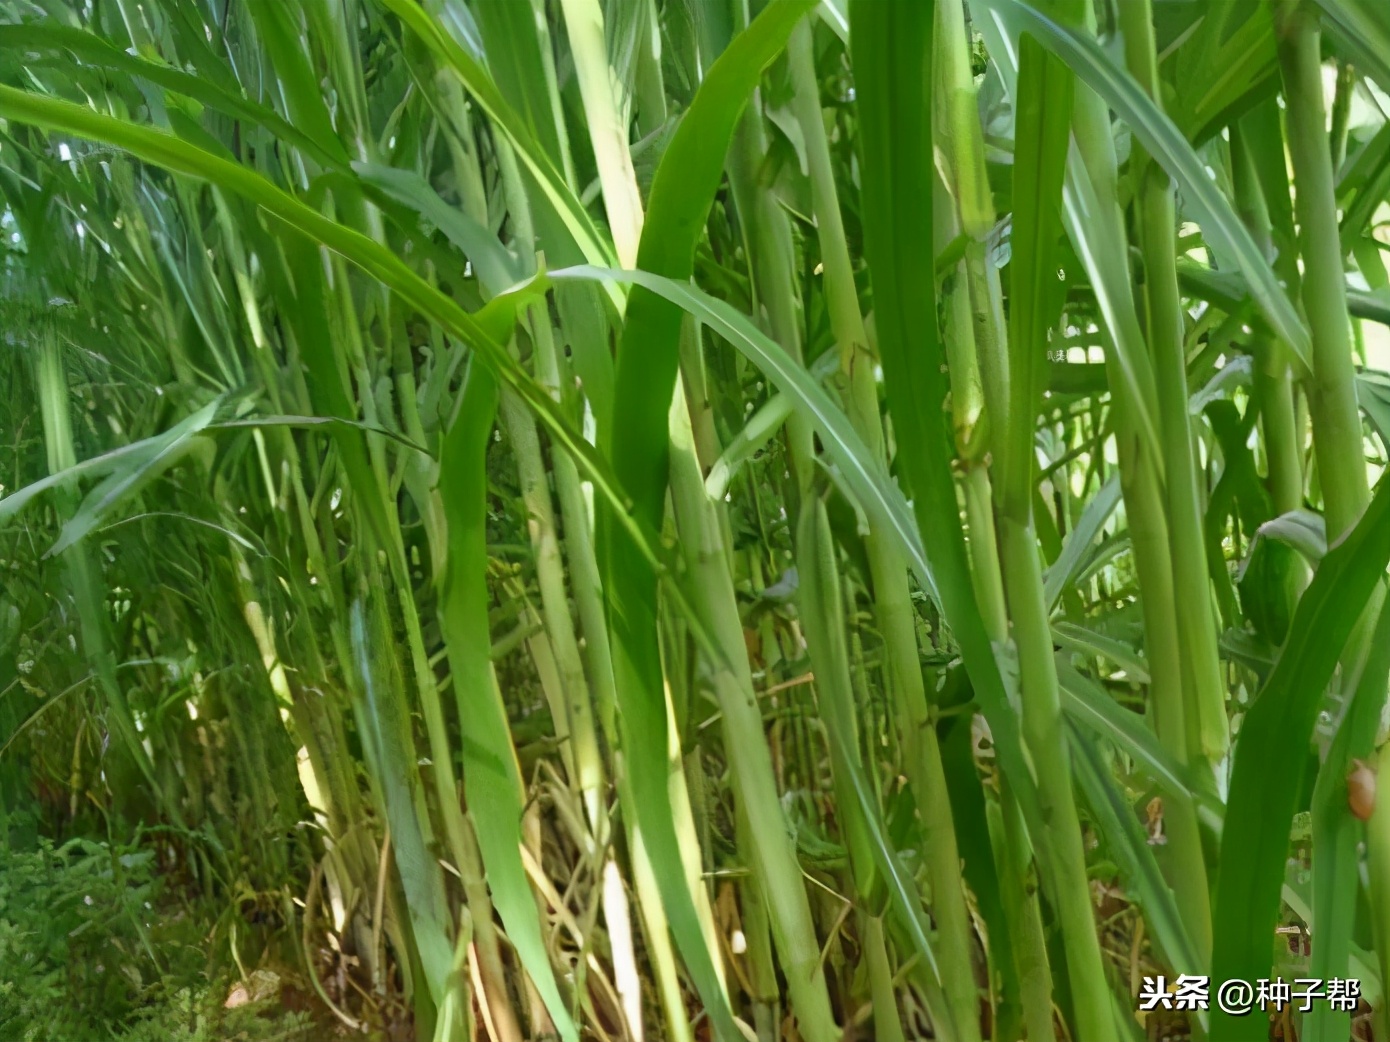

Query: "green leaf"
<box><xmin>243</xmin><ymin>2</ymin><xmax>351</xmax><ymax>168</ymax></box>
<box><xmin>797</xmin><ymin>496</ymin><xmax>952</xmax><ymax>1013</ymax></box>
<box><xmin>0</xmin><ymin>410</ymin><xmax>211</xmax><ymax>525</ymax></box>
<box><xmin>1211</xmin><ymin>473</ymin><xmax>1390</xmax><ymax>1041</ymax></box>
<box><xmin>970</xmin><ymin>0</ymin><xmax>1164</xmax><ymax>502</ymax></box>
<box><xmin>40</xmin><ymin>400</ymin><xmax>220</xmax><ymax>558</ymax></box>
<box><xmin>1304</xmin><ymin>598</ymin><xmax>1390</xmax><ymax>1041</ymax></box>
<box><xmin>1051</xmin><ymin>621</ymin><xmax>1152</xmax><ymax>686</ymax></box>
<box><xmin>348</xmin><ymin>598</ymin><xmax>454</xmax><ymax>1007</ymax></box>
<box><xmin>380</xmin><ymin>0</ymin><xmax>617</xmax><ymax>281</ymax></box>
<box><xmin>977</xmin><ymin>0</ymin><xmax>1313</xmax><ymax>371</ymax></box>
<box><xmin>0</xmin><ymin>24</ymin><xmax>347</xmax><ymax>170</ymax></box>
<box><xmin>593</xmin><ymin>5</ymin><xmax>815</xmax><ymax>1038</ymax></box>
<box><xmin>849</xmin><ymin>0</ymin><xmax>1052</xmax><ymax>898</ymax></box>
<box><xmin>1169</xmin><ymin>3</ymin><xmax>1279</xmax><ymax>146</ymax></box>
<box><xmin>558</xmin><ymin>263</ymin><xmax>938</xmax><ymax>606</ymax></box>
<box><xmin>435</xmin><ymin>361</ymin><xmax>579</xmax><ymax>1042</ymax></box>
<box><xmin>1315</xmin><ymin>0</ymin><xmax>1390</xmax><ymax>97</ymax></box>
<box><xmin>1359</xmin><ymin>370</ymin><xmax>1390</xmax><ymax>444</ymax></box>
<box><xmin>998</xmin><ymin>22</ymin><xmax>1074</xmax><ymax>519</ymax></box>
<box><xmin>0</xmin><ymin>83</ymin><xmax>668</xmax><ymax>595</ymax></box>
<box><xmin>1254</xmin><ymin>510</ymin><xmax>1329</xmax><ymax>566</ymax></box>
<box><xmin>352</xmin><ymin>161</ymin><xmax>525</xmax><ymax>291</ymax></box>
<box><xmin>1043</xmin><ymin>461</ymin><xmax>1121</xmax><ymax>615</ymax></box>
<box><xmin>1057</xmin><ymin>662</ymin><xmax>1218</xmax><ymax>834</ymax></box>
<box><xmin>1068</xmin><ymin>722</ymin><xmax>1200</xmax><ymax>975</ymax></box>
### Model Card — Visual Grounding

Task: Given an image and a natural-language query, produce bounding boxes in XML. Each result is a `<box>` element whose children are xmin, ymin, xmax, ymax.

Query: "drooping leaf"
<box><xmin>1044</xmin><ymin>474</ymin><xmax>1121</xmax><ymax>612</ymax></box>
<box><xmin>592</xmin><ymin>5</ymin><xmax>815</xmax><ymax>1037</ymax></box>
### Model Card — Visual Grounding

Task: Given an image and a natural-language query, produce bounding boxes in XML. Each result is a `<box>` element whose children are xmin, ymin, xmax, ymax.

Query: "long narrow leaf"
<box><xmin>1211</xmin><ymin>474</ymin><xmax>1390</xmax><ymax>1040</ymax></box>
<box><xmin>977</xmin><ymin>0</ymin><xmax>1313</xmax><ymax>370</ymax></box>
<box><xmin>436</xmin><ymin>361</ymin><xmax>578</xmax><ymax>1042</ymax></box>
<box><xmin>595</xmin><ymin>5</ymin><xmax>814</xmax><ymax>1037</ymax></box>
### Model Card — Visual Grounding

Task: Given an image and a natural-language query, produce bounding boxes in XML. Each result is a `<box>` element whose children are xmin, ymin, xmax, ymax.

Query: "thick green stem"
<box><xmin>789</xmin><ymin>20</ymin><xmax>981</xmax><ymax>1041</ymax></box>
<box><xmin>558</xmin><ymin>0</ymin><xmax>643</xmax><ymax>267</ymax></box>
<box><xmin>932</xmin><ymin>16</ymin><xmax>1062</xmax><ymax>1008</ymax></box>
<box><xmin>497</xmin><ymin>385</ymin><xmax>605</xmax><ymax>822</ymax></box>
<box><xmin>1131</xmin><ymin>173</ymin><xmax>1229</xmax><ymax>766</ymax></box>
<box><xmin>864</xmin><ymin>914</ymin><xmax>908</xmax><ymax>1042</ymax></box>
<box><xmin>997</xmin><ymin>517</ymin><xmax>1112</xmax><ymax>1042</ymax></box>
<box><xmin>963</xmin><ymin>8</ymin><xmax>1113</xmax><ymax>1037</ymax></box>
<box><xmin>668</xmin><ymin>386</ymin><xmax>841</xmax><ymax>1042</ymax></box>
<box><xmin>1278</xmin><ymin>7</ymin><xmax>1390</xmax><ymax>1022</ymax></box>
<box><xmin>1113</xmin><ymin>0</ymin><xmax>1218</xmax><ymax>963</ymax></box>
<box><xmin>1110</xmin><ymin>409</ymin><xmax>1214</xmax><ymax>962</ymax></box>
<box><xmin>1277</xmin><ymin>4</ymin><xmax>1370</xmax><ymax>536</ymax></box>
<box><xmin>1230</xmin><ymin>119</ymin><xmax>1305</xmax><ymax>524</ymax></box>
<box><xmin>727</xmin><ymin>105</ymin><xmax>816</xmax><ymax>500</ymax></box>
<box><xmin>993</xmin><ymin>789</ymin><xmax>1057</xmax><ymax>1042</ymax></box>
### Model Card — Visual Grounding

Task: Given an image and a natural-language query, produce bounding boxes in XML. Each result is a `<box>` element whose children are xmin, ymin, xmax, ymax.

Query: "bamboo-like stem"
<box><xmin>993</xmin><ymin>785</ymin><xmax>1057</xmax><ymax>1042</ymax></box>
<box><xmin>558</xmin><ymin>0</ymin><xmax>643</xmax><ymax>268</ymax></box>
<box><xmin>987</xmin><ymin>18</ymin><xmax>1114</xmax><ymax>1037</ymax></box>
<box><xmin>507</xmin><ymin>31</ymin><xmax>728</xmax><ymax>1036</ymax></box>
<box><xmin>1230</xmin><ymin>119</ymin><xmax>1305</xmax><ymax>515</ymax></box>
<box><xmin>667</xmin><ymin>380</ymin><xmax>841</xmax><ymax>1042</ymax></box>
<box><xmin>864</xmin><ymin>914</ymin><xmax>908</xmax><ymax>1042</ymax></box>
<box><xmin>929</xmin><ymin>19</ymin><xmax>1065</xmax><ymax>1005</ymax></box>
<box><xmin>997</xmin><ymin>514</ymin><xmax>1113</xmax><ymax>1042</ymax></box>
<box><xmin>1106</xmin><ymin>396</ymin><xmax>1214</xmax><ymax>962</ymax></box>
<box><xmin>1119</xmin><ymin>0</ymin><xmax>1229</xmax><ymax>772</ymax></box>
<box><xmin>727</xmin><ymin>106</ymin><xmax>816</xmax><ymax>500</ymax></box>
<box><xmin>788</xmin><ymin>21</ymin><xmax>982</xmax><ymax>1042</ymax></box>
<box><xmin>498</xmin><ymin>384</ymin><xmax>604</xmax><ymax>801</ymax></box>
<box><xmin>1277</xmin><ymin>3</ymin><xmax>1370</xmax><ymax>537</ymax></box>
<box><xmin>1276</xmin><ymin>5</ymin><xmax>1390</xmax><ymax>1017</ymax></box>
<box><xmin>1107</xmin><ymin>0</ymin><xmax>1217</xmax><ymax>968</ymax></box>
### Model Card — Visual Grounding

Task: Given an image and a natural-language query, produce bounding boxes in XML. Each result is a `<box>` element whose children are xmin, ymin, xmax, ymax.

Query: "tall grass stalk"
<box><xmin>5</xmin><ymin>3</ymin><xmax>1390</xmax><ymax>1041</ymax></box>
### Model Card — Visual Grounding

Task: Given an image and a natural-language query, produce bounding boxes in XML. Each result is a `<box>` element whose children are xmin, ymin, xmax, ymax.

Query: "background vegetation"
<box><xmin>2</xmin><ymin>0</ymin><xmax>1390</xmax><ymax>1039</ymax></box>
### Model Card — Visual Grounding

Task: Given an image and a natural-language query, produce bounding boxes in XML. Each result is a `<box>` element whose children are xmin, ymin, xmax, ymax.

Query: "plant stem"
<box><xmin>1230</xmin><ymin>117</ymin><xmax>1305</xmax><ymax>515</ymax></box>
<box><xmin>789</xmin><ymin>21</ymin><xmax>981</xmax><ymax>1041</ymax></box>
<box><xmin>1277</xmin><ymin>3</ymin><xmax>1370</xmax><ymax>537</ymax></box>
<box><xmin>668</xmin><ymin>380</ymin><xmax>841</xmax><ymax>1042</ymax></box>
<box><xmin>864</xmin><ymin>914</ymin><xmax>908</xmax><ymax>1042</ymax></box>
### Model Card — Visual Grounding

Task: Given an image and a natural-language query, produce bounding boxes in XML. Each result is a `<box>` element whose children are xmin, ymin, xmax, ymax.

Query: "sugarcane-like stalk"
<box><xmin>1115</xmin><ymin>0</ymin><xmax>1218</xmax><ymax>962</ymax></box>
<box><xmin>1276</xmin><ymin>5</ymin><xmax>1389</xmax><ymax>1019</ymax></box>
<box><xmin>667</xmin><ymin>377</ymin><xmax>841</xmax><ymax>1041</ymax></box>
<box><xmin>1230</xmin><ymin>119</ymin><xmax>1305</xmax><ymax>520</ymax></box>
<box><xmin>1277</xmin><ymin>6</ymin><xmax>1370</xmax><ymax>536</ymax></box>
<box><xmin>787</xmin><ymin>21</ymin><xmax>983</xmax><ymax>1042</ymax></box>
<box><xmin>995</xmin><ymin>22</ymin><xmax>1116</xmax><ymax>1039</ymax></box>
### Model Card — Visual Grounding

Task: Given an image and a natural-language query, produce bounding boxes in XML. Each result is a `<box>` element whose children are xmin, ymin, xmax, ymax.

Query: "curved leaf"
<box><xmin>553</xmin><ymin>259</ymin><xmax>1050</xmax><ymax>879</ymax></box>
<box><xmin>0</xmin><ymin>24</ymin><xmax>348</xmax><ymax>170</ymax></box>
<box><xmin>1211</xmin><ymin>473</ymin><xmax>1390</xmax><ymax>1041</ymax></box>
<box><xmin>379</xmin><ymin>0</ymin><xmax>617</xmax><ymax>278</ymax></box>
<box><xmin>1315</xmin><ymin>0</ymin><xmax>1390</xmax><ymax>96</ymax></box>
<box><xmin>978</xmin><ymin>0</ymin><xmax>1313</xmax><ymax>370</ymax></box>
<box><xmin>1069</xmin><ymin>722</ymin><xmax>1200</xmax><ymax>976</ymax></box>
<box><xmin>594</xmin><ymin>5</ymin><xmax>815</xmax><ymax>1037</ymax></box>
<box><xmin>0</xmin><ymin>83</ymin><xmax>672</xmax><ymax>598</ymax></box>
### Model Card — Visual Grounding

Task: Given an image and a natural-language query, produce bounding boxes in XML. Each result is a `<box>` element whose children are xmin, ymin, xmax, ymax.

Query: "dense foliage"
<box><xmin>2</xmin><ymin>0</ymin><xmax>1390</xmax><ymax>1040</ymax></box>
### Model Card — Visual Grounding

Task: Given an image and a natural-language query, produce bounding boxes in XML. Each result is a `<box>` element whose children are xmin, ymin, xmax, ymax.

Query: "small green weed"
<box><xmin>0</xmin><ymin>834</ymin><xmax>312</xmax><ymax>1042</ymax></box>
